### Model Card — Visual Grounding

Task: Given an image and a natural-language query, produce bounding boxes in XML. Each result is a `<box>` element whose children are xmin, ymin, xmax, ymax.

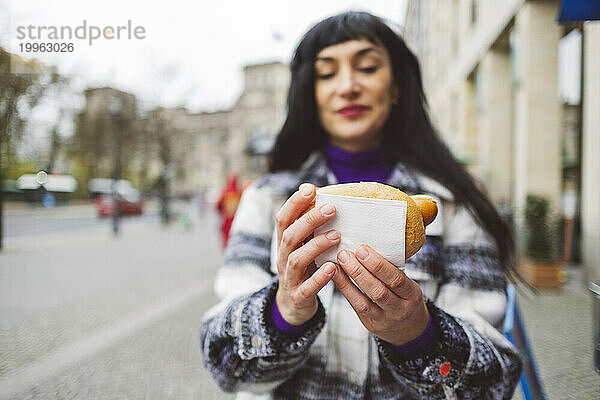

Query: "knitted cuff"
<box><xmin>387</xmin><ymin>313</ymin><xmax>439</xmax><ymax>359</ymax></box>
<box><xmin>269</xmin><ymin>296</ymin><xmax>309</xmax><ymax>337</ymax></box>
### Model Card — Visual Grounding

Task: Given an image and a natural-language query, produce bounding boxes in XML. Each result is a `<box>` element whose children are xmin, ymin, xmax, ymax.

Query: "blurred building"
<box><xmin>73</xmin><ymin>87</ymin><xmax>139</xmax><ymax>193</ymax></box>
<box><xmin>155</xmin><ymin>61</ymin><xmax>290</xmax><ymax>196</ymax></box>
<box><xmin>229</xmin><ymin>62</ymin><xmax>290</xmax><ymax>179</ymax></box>
<box><xmin>404</xmin><ymin>0</ymin><xmax>600</xmax><ymax>281</ymax></box>
<box><xmin>81</xmin><ymin>87</ymin><xmax>137</xmax><ymax>117</ymax></box>
<box><xmin>138</xmin><ymin>107</ymin><xmax>197</xmax><ymax>198</ymax></box>
<box><xmin>172</xmin><ymin>108</ymin><xmax>229</xmax><ymax>197</ymax></box>
<box><xmin>77</xmin><ymin>62</ymin><xmax>289</xmax><ymax>200</ymax></box>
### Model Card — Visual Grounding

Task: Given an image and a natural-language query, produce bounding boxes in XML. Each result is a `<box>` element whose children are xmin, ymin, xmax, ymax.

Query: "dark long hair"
<box><xmin>270</xmin><ymin>11</ymin><xmax>516</xmax><ymax>276</ymax></box>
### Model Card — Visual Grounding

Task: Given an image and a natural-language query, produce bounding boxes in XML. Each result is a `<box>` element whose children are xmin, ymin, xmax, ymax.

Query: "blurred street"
<box><xmin>3</xmin><ymin>200</ymin><xmax>162</xmax><ymax>239</ymax></box>
<box><xmin>0</xmin><ymin>202</ymin><xmax>233</xmax><ymax>400</ymax></box>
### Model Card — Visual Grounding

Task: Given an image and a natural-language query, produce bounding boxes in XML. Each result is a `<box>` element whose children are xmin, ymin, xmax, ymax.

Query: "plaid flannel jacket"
<box><xmin>200</xmin><ymin>152</ymin><xmax>522</xmax><ymax>399</ymax></box>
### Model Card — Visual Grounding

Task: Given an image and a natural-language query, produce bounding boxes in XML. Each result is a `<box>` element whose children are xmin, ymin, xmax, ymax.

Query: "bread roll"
<box><xmin>307</xmin><ymin>182</ymin><xmax>437</xmax><ymax>259</ymax></box>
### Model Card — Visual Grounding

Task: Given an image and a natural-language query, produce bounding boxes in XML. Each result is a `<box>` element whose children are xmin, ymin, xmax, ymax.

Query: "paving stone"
<box><xmin>11</xmin><ymin>295</ymin><xmax>233</xmax><ymax>400</ymax></box>
<box><xmin>516</xmin><ymin>267</ymin><xmax>599</xmax><ymax>400</ymax></box>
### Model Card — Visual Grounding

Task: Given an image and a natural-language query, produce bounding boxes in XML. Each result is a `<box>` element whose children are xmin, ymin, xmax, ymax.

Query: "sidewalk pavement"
<box><xmin>1</xmin><ymin>209</ymin><xmax>233</xmax><ymax>400</ymax></box>
<box><xmin>514</xmin><ymin>265</ymin><xmax>599</xmax><ymax>400</ymax></box>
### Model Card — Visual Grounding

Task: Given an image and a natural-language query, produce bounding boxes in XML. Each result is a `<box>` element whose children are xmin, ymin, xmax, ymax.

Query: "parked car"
<box><xmin>95</xmin><ymin>188</ymin><xmax>144</xmax><ymax>217</ymax></box>
<box><xmin>88</xmin><ymin>178</ymin><xmax>133</xmax><ymax>199</ymax></box>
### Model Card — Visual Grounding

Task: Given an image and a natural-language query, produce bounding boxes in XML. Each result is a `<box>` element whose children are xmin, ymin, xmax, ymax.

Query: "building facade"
<box><xmin>163</xmin><ymin>61</ymin><xmax>290</xmax><ymax>197</ymax></box>
<box><xmin>79</xmin><ymin>61</ymin><xmax>290</xmax><ymax>199</ymax></box>
<box><xmin>404</xmin><ymin>0</ymin><xmax>600</xmax><ymax>281</ymax></box>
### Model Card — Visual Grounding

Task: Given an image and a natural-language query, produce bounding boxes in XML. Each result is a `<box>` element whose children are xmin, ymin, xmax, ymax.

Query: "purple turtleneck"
<box><xmin>323</xmin><ymin>143</ymin><xmax>393</xmax><ymax>184</ymax></box>
<box><xmin>270</xmin><ymin>143</ymin><xmax>439</xmax><ymax>358</ymax></box>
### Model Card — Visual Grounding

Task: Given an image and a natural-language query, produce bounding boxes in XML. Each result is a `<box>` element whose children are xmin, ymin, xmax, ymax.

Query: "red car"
<box><xmin>95</xmin><ymin>189</ymin><xmax>144</xmax><ymax>217</ymax></box>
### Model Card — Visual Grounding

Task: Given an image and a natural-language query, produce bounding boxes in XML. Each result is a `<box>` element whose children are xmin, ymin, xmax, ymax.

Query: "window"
<box><xmin>474</xmin><ymin>66</ymin><xmax>484</xmax><ymax>111</ymax></box>
<box><xmin>509</xmin><ymin>29</ymin><xmax>521</xmax><ymax>86</ymax></box>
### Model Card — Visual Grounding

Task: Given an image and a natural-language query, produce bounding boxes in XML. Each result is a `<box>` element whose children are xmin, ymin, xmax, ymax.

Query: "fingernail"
<box><xmin>326</xmin><ymin>230</ymin><xmax>339</xmax><ymax>240</ymax></box>
<box><xmin>320</xmin><ymin>203</ymin><xmax>335</xmax><ymax>216</ymax></box>
<box><xmin>337</xmin><ymin>250</ymin><xmax>349</xmax><ymax>264</ymax></box>
<box><xmin>323</xmin><ymin>262</ymin><xmax>336</xmax><ymax>275</ymax></box>
<box><xmin>300</xmin><ymin>183</ymin><xmax>314</xmax><ymax>197</ymax></box>
<box><xmin>356</xmin><ymin>245</ymin><xmax>369</xmax><ymax>261</ymax></box>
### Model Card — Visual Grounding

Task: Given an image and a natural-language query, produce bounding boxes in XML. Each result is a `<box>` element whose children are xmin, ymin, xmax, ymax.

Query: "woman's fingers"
<box><xmin>284</xmin><ymin>204</ymin><xmax>336</xmax><ymax>250</ymax></box>
<box><xmin>275</xmin><ymin>183</ymin><xmax>315</xmax><ymax>245</ymax></box>
<box><xmin>296</xmin><ymin>262</ymin><xmax>337</xmax><ymax>299</ymax></box>
<box><xmin>332</xmin><ymin>264</ymin><xmax>382</xmax><ymax>319</ymax></box>
<box><xmin>285</xmin><ymin>230</ymin><xmax>340</xmax><ymax>283</ymax></box>
<box><xmin>277</xmin><ymin>201</ymin><xmax>336</xmax><ymax>272</ymax></box>
<box><xmin>354</xmin><ymin>245</ymin><xmax>417</xmax><ymax>300</ymax></box>
<box><xmin>336</xmin><ymin>249</ymin><xmax>398</xmax><ymax>310</ymax></box>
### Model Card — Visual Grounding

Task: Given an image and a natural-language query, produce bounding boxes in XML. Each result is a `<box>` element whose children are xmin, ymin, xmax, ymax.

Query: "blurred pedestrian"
<box><xmin>201</xmin><ymin>11</ymin><xmax>522</xmax><ymax>399</ymax></box>
<box><xmin>216</xmin><ymin>174</ymin><xmax>242</xmax><ymax>248</ymax></box>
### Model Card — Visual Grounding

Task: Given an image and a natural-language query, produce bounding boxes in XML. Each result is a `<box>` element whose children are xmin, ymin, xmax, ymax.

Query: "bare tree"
<box><xmin>68</xmin><ymin>88</ymin><xmax>141</xmax><ymax>197</ymax></box>
<box><xmin>0</xmin><ymin>47</ymin><xmax>60</xmax><ymax>249</ymax></box>
<box><xmin>142</xmin><ymin>108</ymin><xmax>191</xmax><ymax>226</ymax></box>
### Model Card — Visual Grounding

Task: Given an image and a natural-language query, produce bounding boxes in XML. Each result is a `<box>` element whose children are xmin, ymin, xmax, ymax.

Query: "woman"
<box><xmin>201</xmin><ymin>11</ymin><xmax>522</xmax><ymax>399</ymax></box>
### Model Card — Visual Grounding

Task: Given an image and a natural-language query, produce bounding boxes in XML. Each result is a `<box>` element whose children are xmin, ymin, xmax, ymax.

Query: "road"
<box><xmin>3</xmin><ymin>200</ymin><xmax>167</xmax><ymax>238</ymax></box>
<box><xmin>0</xmin><ymin>201</ymin><xmax>234</xmax><ymax>399</ymax></box>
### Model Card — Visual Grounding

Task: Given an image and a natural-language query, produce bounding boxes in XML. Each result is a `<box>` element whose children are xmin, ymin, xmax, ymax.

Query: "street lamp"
<box><xmin>110</xmin><ymin>95</ymin><xmax>123</xmax><ymax>236</ymax></box>
<box><xmin>35</xmin><ymin>170</ymin><xmax>55</xmax><ymax>208</ymax></box>
<box><xmin>35</xmin><ymin>170</ymin><xmax>48</xmax><ymax>186</ymax></box>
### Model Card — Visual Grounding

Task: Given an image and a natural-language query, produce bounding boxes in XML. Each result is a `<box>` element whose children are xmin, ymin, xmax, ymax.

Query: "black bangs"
<box><xmin>293</xmin><ymin>11</ymin><xmax>390</xmax><ymax>67</ymax></box>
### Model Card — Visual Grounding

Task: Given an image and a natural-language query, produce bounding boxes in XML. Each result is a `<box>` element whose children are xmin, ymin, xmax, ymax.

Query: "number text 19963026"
<box><xmin>19</xmin><ymin>42</ymin><xmax>74</xmax><ymax>52</ymax></box>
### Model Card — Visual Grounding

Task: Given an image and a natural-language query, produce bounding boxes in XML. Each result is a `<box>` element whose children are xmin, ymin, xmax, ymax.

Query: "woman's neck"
<box><xmin>323</xmin><ymin>143</ymin><xmax>393</xmax><ymax>184</ymax></box>
<box><xmin>328</xmin><ymin>136</ymin><xmax>381</xmax><ymax>152</ymax></box>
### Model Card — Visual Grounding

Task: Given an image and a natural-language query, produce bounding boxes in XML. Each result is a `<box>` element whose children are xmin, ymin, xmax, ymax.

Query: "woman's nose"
<box><xmin>336</xmin><ymin>70</ymin><xmax>360</xmax><ymax>98</ymax></box>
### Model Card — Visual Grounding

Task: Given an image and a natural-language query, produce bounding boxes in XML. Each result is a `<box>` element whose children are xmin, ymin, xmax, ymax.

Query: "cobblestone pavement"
<box><xmin>515</xmin><ymin>267</ymin><xmax>600</xmax><ymax>400</ymax></box>
<box><xmin>1</xmin><ymin>207</ymin><xmax>232</xmax><ymax>399</ymax></box>
<box><xmin>10</xmin><ymin>290</ymin><xmax>234</xmax><ymax>400</ymax></box>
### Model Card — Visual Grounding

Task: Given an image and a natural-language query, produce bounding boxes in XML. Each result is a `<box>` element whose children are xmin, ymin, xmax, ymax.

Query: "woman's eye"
<box><xmin>360</xmin><ymin>66</ymin><xmax>378</xmax><ymax>73</ymax></box>
<box><xmin>317</xmin><ymin>73</ymin><xmax>334</xmax><ymax>80</ymax></box>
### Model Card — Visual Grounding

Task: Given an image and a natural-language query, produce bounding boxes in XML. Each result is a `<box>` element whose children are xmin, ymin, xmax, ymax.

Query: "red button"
<box><xmin>439</xmin><ymin>362</ymin><xmax>451</xmax><ymax>376</ymax></box>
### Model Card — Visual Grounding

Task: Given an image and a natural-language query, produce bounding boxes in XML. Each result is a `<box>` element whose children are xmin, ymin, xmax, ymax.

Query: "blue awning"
<box><xmin>558</xmin><ymin>0</ymin><xmax>600</xmax><ymax>23</ymax></box>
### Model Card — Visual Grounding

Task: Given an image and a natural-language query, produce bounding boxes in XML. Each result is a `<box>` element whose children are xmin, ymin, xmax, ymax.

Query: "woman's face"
<box><xmin>314</xmin><ymin>38</ymin><xmax>395</xmax><ymax>152</ymax></box>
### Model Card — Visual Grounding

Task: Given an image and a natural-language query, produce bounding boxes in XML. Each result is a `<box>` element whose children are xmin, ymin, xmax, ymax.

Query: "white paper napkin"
<box><xmin>313</xmin><ymin>193</ymin><xmax>407</xmax><ymax>269</ymax></box>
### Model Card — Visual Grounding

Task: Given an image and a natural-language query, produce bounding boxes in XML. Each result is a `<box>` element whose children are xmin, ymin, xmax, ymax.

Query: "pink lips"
<box><xmin>337</xmin><ymin>105</ymin><xmax>369</xmax><ymax>117</ymax></box>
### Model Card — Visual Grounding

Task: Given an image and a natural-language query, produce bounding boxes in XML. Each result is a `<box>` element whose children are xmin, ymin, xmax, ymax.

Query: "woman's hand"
<box><xmin>275</xmin><ymin>183</ymin><xmax>340</xmax><ymax>326</ymax></box>
<box><xmin>333</xmin><ymin>245</ymin><xmax>430</xmax><ymax>345</ymax></box>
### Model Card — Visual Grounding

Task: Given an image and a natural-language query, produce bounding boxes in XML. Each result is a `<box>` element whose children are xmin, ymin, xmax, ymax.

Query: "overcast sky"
<box><xmin>2</xmin><ymin>0</ymin><xmax>407</xmax><ymax>113</ymax></box>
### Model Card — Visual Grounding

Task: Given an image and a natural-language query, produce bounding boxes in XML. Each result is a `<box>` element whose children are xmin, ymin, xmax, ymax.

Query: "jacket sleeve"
<box><xmin>376</xmin><ymin>204</ymin><xmax>523</xmax><ymax>399</ymax></box>
<box><xmin>200</xmin><ymin>280</ymin><xmax>326</xmax><ymax>393</ymax></box>
<box><xmin>199</xmin><ymin>183</ymin><xmax>327</xmax><ymax>394</ymax></box>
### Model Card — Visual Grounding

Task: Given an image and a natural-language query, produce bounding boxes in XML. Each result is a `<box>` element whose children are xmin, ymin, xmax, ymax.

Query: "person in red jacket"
<box><xmin>216</xmin><ymin>174</ymin><xmax>242</xmax><ymax>248</ymax></box>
